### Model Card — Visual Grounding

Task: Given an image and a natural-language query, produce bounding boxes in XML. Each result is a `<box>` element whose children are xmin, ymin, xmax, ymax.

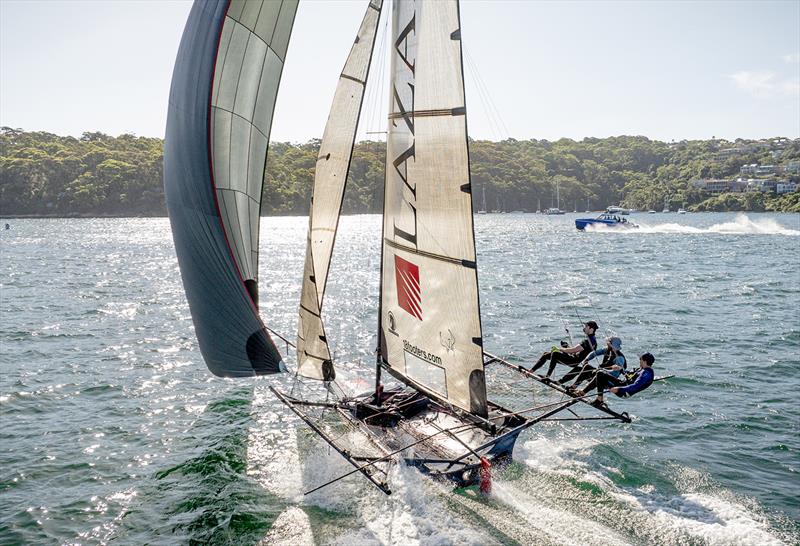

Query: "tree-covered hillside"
<box><xmin>1</xmin><ymin>127</ymin><xmax>798</xmax><ymax>216</ymax></box>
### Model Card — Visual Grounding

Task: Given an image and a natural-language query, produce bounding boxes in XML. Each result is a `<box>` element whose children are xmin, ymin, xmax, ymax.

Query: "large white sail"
<box><xmin>378</xmin><ymin>0</ymin><xmax>487</xmax><ymax>417</ymax></box>
<box><xmin>297</xmin><ymin>0</ymin><xmax>384</xmax><ymax>380</ymax></box>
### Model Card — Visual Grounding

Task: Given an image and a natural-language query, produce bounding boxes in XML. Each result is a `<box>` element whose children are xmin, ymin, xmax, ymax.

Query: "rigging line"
<box><xmin>470</xmin><ymin>48</ymin><xmax>510</xmax><ymax>138</ymax></box>
<box><xmin>426</xmin><ymin>419</ymin><xmax>485</xmax><ymax>466</ymax></box>
<box><xmin>492</xmin><ymin>396</ymin><xmax>602</xmax><ymax>420</ymax></box>
<box><xmin>462</xmin><ymin>50</ymin><xmax>501</xmax><ymax>141</ymax></box>
<box><xmin>463</xmin><ymin>47</ymin><xmax>510</xmax><ymax>138</ymax></box>
<box><xmin>264</xmin><ymin>324</ymin><xmax>296</xmax><ymax>349</ymax></box>
<box><xmin>567</xmin><ymin>303</ymin><xmax>602</xmax><ymax>370</ymax></box>
<box><xmin>362</xmin><ymin>6</ymin><xmax>380</xmax><ymax>135</ymax></box>
<box><xmin>461</xmin><ymin>49</ymin><xmax>496</xmax><ymax>140</ymax></box>
<box><xmin>470</xmin><ymin>53</ymin><xmax>505</xmax><ymax>141</ymax></box>
<box><xmin>560</xmin><ymin>316</ymin><xmax>574</xmax><ymax>345</ymax></box>
<box><xmin>376</xmin><ymin>4</ymin><xmax>390</xmax><ymax>133</ymax></box>
<box><xmin>304</xmin><ymin>420</ymin><xmax>482</xmax><ymax>495</ymax></box>
<box><xmin>372</xmin><ymin>19</ymin><xmax>388</xmax><ymax>137</ymax></box>
<box><xmin>364</xmin><ymin>3</ymin><xmax>390</xmax><ymax>137</ymax></box>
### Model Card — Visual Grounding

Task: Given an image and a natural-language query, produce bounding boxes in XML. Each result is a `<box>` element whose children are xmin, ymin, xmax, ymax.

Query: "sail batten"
<box><xmin>165</xmin><ymin>0</ymin><xmax>298</xmax><ymax>377</ymax></box>
<box><xmin>296</xmin><ymin>0</ymin><xmax>384</xmax><ymax>381</ymax></box>
<box><xmin>379</xmin><ymin>0</ymin><xmax>487</xmax><ymax>417</ymax></box>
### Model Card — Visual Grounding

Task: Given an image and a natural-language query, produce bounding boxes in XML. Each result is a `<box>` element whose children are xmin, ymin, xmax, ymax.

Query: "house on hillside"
<box><xmin>746</xmin><ymin>179</ymin><xmax>778</xmax><ymax>193</ymax></box>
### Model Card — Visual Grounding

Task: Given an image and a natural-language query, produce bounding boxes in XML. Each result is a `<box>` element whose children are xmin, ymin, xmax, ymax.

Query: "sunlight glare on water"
<box><xmin>1</xmin><ymin>213</ymin><xmax>798</xmax><ymax>544</ymax></box>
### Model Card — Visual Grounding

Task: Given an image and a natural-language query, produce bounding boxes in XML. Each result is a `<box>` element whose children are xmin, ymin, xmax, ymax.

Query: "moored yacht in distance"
<box><xmin>545</xmin><ymin>207</ymin><xmax>565</xmax><ymax>215</ymax></box>
<box><xmin>606</xmin><ymin>205</ymin><xmax>630</xmax><ymax>215</ymax></box>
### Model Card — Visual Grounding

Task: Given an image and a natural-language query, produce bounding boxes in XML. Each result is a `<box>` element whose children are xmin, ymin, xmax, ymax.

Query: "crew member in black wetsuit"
<box><xmin>529</xmin><ymin>321</ymin><xmax>598</xmax><ymax>383</ymax></box>
<box><xmin>560</xmin><ymin>336</ymin><xmax>625</xmax><ymax>388</ymax></box>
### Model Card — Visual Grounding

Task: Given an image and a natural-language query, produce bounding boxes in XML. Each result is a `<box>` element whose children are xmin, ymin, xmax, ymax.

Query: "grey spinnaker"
<box><xmin>164</xmin><ymin>0</ymin><xmax>298</xmax><ymax>377</ymax></box>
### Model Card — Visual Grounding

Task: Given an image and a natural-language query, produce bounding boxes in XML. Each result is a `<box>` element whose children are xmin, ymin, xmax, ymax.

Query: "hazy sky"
<box><xmin>1</xmin><ymin>0</ymin><xmax>798</xmax><ymax>143</ymax></box>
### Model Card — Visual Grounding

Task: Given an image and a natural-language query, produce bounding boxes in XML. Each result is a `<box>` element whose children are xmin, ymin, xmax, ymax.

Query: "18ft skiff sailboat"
<box><xmin>165</xmin><ymin>0</ymin><xmax>634</xmax><ymax>496</ymax></box>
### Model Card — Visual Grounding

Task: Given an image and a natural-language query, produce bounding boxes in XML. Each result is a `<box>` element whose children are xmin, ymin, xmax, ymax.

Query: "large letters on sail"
<box><xmin>297</xmin><ymin>0</ymin><xmax>384</xmax><ymax>381</ymax></box>
<box><xmin>379</xmin><ymin>0</ymin><xmax>487</xmax><ymax>417</ymax></box>
<box><xmin>164</xmin><ymin>0</ymin><xmax>298</xmax><ymax>377</ymax></box>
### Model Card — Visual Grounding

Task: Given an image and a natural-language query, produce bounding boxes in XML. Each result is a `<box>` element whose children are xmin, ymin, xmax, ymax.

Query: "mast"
<box><xmin>164</xmin><ymin>0</ymin><xmax>299</xmax><ymax>377</ymax></box>
<box><xmin>556</xmin><ymin>180</ymin><xmax>561</xmax><ymax>210</ymax></box>
<box><xmin>296</xmin><ymin>0</ymin><xmax>384</xmax><ymax>381</ymax></box>
<box><xmin>378</xmin><ymin>0</ymin><xmax>488</xmax><ymax>417</ymax></box>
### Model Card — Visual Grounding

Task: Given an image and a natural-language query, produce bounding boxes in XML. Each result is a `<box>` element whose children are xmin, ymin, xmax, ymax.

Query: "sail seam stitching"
<box><xmin>211</xmin><ymin>105</ymin><xmax>271</xmax><ymax>142</ymax></box>
<box><xmin>388</xmin><ymin>107</ymin><xmax>465</xmax><ymax>119</ymax></box>
<box><xmin>215</xmin><ymin>187</ymin><xmax>261</xmax><ymax>207</ymax></box>
<box><xmin>300</xmin><ymin>303</ymin><xmax>321</xmax><ymax>318</ymax></box>
<box><xmin>385</xmin><ymin>239</ymin><xmax>471</xmax><ymax>267</ymax></box>
<box><xmin>340</xmin><ymin>73</ymin><xmax>366</xmax><ymax>86</ymax></box>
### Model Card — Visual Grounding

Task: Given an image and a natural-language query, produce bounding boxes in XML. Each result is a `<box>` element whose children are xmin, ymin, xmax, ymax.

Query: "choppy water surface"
<box><xmin>1</xmin><ymin>213</ymin><xmax>798</xmax><ymax>545</ymax></box>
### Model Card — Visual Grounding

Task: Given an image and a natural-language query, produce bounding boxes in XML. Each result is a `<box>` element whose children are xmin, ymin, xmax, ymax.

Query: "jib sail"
<box><xmin>296</xmin><ymin>0</ymin><xmax>384</xmax><ymax>381</ymax></box>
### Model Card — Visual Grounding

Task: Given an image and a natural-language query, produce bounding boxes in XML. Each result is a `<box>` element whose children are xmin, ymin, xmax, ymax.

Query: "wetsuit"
<box><xmin>585</xmin><ymin>366</ymin><xmax>654</xmax><ymax>398</ymax></box>
<box><xmin>559</xmin><ymin>348</ymin><xmax>625</xmax><ymax>386</ymax></box>
<box><xmin>530</xmin><ymin>335</ymin><xmax>597</xmax><ymax>377</ymax></box>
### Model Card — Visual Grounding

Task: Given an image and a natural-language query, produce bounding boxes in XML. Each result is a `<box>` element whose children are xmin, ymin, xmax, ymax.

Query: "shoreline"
<box><xmin>2</xmin><ymin>210</ymin><xmax>798</xmax><ymax>220</ymax></box>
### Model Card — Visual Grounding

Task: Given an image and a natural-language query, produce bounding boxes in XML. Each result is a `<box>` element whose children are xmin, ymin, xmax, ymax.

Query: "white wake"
<box><xmin>586</xmin><ymin>214</ymin><xmax>799</xmax><ymax>235</ymax></box>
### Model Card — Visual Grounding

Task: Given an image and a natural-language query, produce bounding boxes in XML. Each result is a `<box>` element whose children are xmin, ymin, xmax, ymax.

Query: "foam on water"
<box><xmin>258</xmin><ymin>507</ymin><xmax>314</xmax><ymax>546</ymax></box>
<box><xmin>518</xmin><ymin>435</ymin><xmax>792</xmax><ymax>545</ymax></box>
<box><xmin>490</xmin><ymin>480</ymin><xmax>631</xmax><ymax>546</ymax></box>
<box><xmin>612</xmin><ymin>488</ymin><xmax>788</xmax><ymax>546</ymax></box>
<box><xmin>332</xmin><ymin>464</ymin><xmax>493</xmax><ymax>546</ymax></box>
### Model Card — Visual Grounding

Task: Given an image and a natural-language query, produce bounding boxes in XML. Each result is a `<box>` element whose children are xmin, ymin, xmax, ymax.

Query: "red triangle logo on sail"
<box><xmin>394</xmin><ymin>255</ymin><xmax>422</xmax><ymax>320</ymax></box>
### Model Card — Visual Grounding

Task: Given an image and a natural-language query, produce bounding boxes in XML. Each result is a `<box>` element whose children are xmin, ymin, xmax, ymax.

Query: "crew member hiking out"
<box><xmin>529</xmin><ymin>321</ymin><xmax>598</xmax><ymax>383</ymax></box>
<box><xmin>576</xmin><ymin>352</ymin><xmax>656</xmax><ymax>407</ymax></box>
<box><xmin>561</xmin><ymin>336</ymin><xmax>625</xmax><ymax>388</ymax></box>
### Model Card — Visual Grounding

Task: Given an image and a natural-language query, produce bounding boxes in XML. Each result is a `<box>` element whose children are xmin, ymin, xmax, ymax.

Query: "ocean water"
<box><xmin>1</xmin><ymin>212</ymin><xmax>798</xmax><ymax>545</ymax></box>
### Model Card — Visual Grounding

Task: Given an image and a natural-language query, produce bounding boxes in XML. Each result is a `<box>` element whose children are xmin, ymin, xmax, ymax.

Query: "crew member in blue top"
<box><xmin>577</xmin><ymin>352</ymin><xmax>656</xmax><ymax>407</ymax></box>
<box><xmin>529</xmin><ymin>321</ymin><xmax>598</xmax><ymax>383</ymax></box>
<box><xmin>560</xmin><ymin>336</ymin><xmax>625</xmax><ymax>388</ymax></box>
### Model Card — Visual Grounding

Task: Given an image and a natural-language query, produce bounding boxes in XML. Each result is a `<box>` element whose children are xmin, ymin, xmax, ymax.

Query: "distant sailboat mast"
<box><xmin>478</xmin><ymin>185</ymin><xmax>487</xmax><ymax>213</ymax></box>
<box><xmin>556</xmin><ymin>180</ymin><xmax>561</xmax><ymax>211</ymax></box>
<box><xmin>296</xmin><ymin>0</ymin><xmax>384</xmax><ymax>381</ymax></box>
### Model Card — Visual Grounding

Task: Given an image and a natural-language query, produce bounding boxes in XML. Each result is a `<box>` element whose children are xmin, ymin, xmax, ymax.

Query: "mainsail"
<box><xmin>296</xmin><ymin>0</ymin><xmax>384</xmax><ymax>381</ymax></box>
<box><xmin>378</xmin><ymin>0</ymin><xmax>487</xmax><ymax>417</ymax></box>
<box><xmin>164</xmin><ymin>0</ymin><xmax>298</xmax><ymax>377</ymax></box>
